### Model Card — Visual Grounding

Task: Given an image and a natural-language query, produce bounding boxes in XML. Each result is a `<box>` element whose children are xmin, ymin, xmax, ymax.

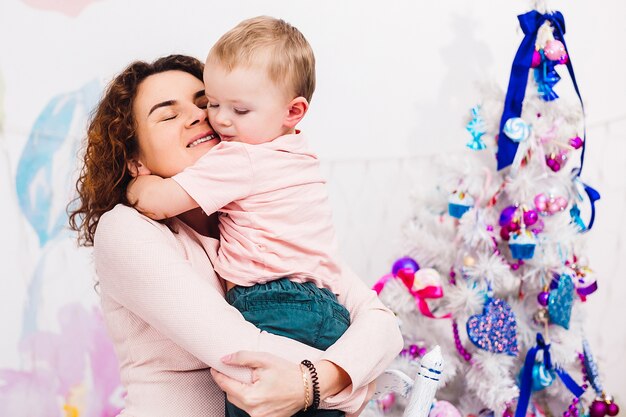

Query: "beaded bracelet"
<box><xmin>301</xmin><ymin>359</ymin><xmax>320</xmax><ymax>410</ymax></box>
<box><xmin>299</xmin><ymin>363</ymin><xmax>310</xmax><ymax>412</ymax></box>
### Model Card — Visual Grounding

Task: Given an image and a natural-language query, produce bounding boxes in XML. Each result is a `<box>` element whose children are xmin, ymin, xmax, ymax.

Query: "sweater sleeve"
<box><xmin>319</xmin><ymin>263</ymin><xmax>404</xmax><ymax>410</ymax></box>
<box><xmin>94</xmin><ymin>206</ymin><xmax>319</xmax><ymax>383</ymax></box>
<box><xmin>171</xmin><ymin>143</ymin><xmax>254</xmax><ymax>215</ymax></box>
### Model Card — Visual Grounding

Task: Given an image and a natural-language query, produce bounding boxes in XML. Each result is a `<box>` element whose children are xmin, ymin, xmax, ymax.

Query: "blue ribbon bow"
<box><xmin>515</xmin><ymin>333</ymin><xmax>584</xmax><ymax>417</ymax></box>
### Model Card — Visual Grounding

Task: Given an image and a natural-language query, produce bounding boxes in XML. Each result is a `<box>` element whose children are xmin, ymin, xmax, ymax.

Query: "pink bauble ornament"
<box><xmin>378</xmin><ymin>392</ymin><xmax>395</xmax><ymax>412</ymax></box>
<box><xmin>534</xmin><ymin>194</ymin><xmax>548</xmax><ymax>212</ymax></box>
<box><xmin>500</xmin><ymin>225</ymin><xmax>511</xmax><ymax>241</ymax></box>
<box><xmin>590</xmin><ymin>400</ymin><xmax>607</xmax><ymax>417</ymax></box>
<box><xmin>548</xmin><ymin>200</ymin><xmax>561</xmax><ymax>214</ymax></box>
<box><xmin>559</xmin><ymin>54</ymin><xmax>569</xmax><ymax>65</ymax></box>
<box><xmin>555</xmin><ymin>196</ymin><xmax>568</xmax><ymax>210</ymax></box>
<box><xmin>531</xmin><ymin>50</ymin><xmax>542</xmax><ymax>68</ymax></box>
<box><xmin>544</xmin><ymin>40</ymin><xmax>566</xmax><ymax>61</ymax></box>
<box><xmin>429</xmin><ymin>400</ymin><xmax>463</xmax><ymax>417</ymax></box>
<box><xmin>607</xmin><ymin>402</ymin><xmax>619</xmax><ymax>417</ymax></box>
<box><xmin>537</xmin><ymin>291</ymin><xmax>550</xmax><ymax>306</ymax></box>
<box><xmin>524</xmin><ymin>209</ymin><xmax>539</xmax><ymax>226</ymax></box>
<box><xmin>509</xmin><ymin>220</ymin><xmax>521</xmax><ymax>232</ymax></box>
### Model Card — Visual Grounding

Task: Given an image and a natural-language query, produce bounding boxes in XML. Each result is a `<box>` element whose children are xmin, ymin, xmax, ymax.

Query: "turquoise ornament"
<box><xmin>517</xmin><ymin>361</ymin><xmax>556</xmax><ymax>392</ymax></box>
<box><xmin>465</xmin><ymin>105</ymin><xmax>487</xmax><ymax>150</ymax></box>
<box><xmin>548</xmin><ymin>275</ymin><xmax>574</xmax><ymax>329</ymax></box>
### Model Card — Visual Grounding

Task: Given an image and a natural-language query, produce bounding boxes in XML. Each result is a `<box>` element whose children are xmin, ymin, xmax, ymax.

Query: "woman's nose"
<box><xmin>187</xmin><ymin>105</ymin><xmax>208</xmax><ymax>127</ymax></box>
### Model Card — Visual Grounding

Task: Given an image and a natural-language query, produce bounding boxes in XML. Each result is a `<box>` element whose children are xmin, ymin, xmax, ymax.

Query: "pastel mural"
<box><xmin>0</xmin><ymin>70</ymin><xmax>4</xmax><ymax>133</ymax></box>
<box><xmin>2</xmin><ymin>0</ymin><xmax>625</xmax><ymax>409</ymax></box>
<box><xmin>1</xmin><ymin>80</ymin><xmax>123</xmax><ymax>417</ymax></box>
<box><xmin>20</xmin><ymin>0</ymin><xmax>104</xmax><ymax>17</ymax></box>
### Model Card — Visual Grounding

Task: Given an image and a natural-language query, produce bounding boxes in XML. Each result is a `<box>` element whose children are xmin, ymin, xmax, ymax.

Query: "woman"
<box><xmin>69</xmin><ymin>54</ymin><xmax>402</xmax><ymax>417</ymax></box>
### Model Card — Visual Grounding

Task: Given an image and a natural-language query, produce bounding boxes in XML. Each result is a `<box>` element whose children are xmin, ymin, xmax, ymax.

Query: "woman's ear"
<box><xmin>283</xmin><ymin>97</ymin><xmax>309</xmax><ymax>129</ymax></box>
<box><xmin>127</xmin><ymin>158</ymin><xmax>151</xmax><ymax>178</ymax></box>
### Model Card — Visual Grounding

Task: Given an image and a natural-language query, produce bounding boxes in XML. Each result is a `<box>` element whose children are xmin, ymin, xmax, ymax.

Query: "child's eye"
<box><xmin>234</xmin><ymin>108</ymin><xmax>249</xmax><ymax>115</ymax></box>
<box><xmin>208</xmin><ymin>103</ymin><xmax>219</xmax><ymax>109</ymax></box>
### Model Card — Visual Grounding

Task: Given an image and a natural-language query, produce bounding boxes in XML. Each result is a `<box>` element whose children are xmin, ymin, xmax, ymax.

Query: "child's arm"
<box><xmin>127</xmin><ymin>175</ymin><xmax>200</xmax><ymax>220</ymax></box>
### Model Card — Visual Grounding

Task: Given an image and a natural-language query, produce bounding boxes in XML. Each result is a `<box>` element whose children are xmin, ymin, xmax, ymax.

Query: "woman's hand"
<box><xmin>210</xmin><ymin>351</ymin><xmax>305</xmax><ymax>417</ymax></box>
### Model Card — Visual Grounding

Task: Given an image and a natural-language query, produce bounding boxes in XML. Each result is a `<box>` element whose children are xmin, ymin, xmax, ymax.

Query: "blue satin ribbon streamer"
<box><xmin>571</xmin><ymin>175</ymin><xmax>601</xmax><ymax>231</ymax></box>
<box><xmin>582</xmin><ymin>182</ymin><xmax>601</xmax><ymax>230</ymax></box>
<box><xmin>497</xmin><ymin>10</ymin><xmax>584</xmax><ymax>171</ymax></box>
<box><xmin>496</xmin><ymin>10</ymin><xmax>601</xmax><ymax>230</ymax></box>
<box><xmin>515</xmin><ymin>333</ymin><xmax>584</xmax><ymax>417</ymax></box>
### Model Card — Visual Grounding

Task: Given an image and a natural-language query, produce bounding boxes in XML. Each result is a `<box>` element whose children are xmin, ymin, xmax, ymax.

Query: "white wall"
<box><xmin>1</xmin><ymin>0</ymin><xmax>624</xmax><ymax>410</ymax></box>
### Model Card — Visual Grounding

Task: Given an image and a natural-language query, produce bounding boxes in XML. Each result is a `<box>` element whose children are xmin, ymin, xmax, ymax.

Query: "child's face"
<box><xmin>203</xmin><ymin>61</ymin><xmax>294</xmax><ymax>144</ymax></box>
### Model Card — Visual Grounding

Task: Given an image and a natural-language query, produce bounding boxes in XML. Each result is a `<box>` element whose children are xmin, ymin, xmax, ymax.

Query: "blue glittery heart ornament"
<box><xmin>548</xmin><ymin>274</ymin><xmax>574</xmax><ymax>329</ymax></box>
<box><xmin>467</xmin><ymin>297</ymin><xmax>518</xmax><ymax>356</ymax></box>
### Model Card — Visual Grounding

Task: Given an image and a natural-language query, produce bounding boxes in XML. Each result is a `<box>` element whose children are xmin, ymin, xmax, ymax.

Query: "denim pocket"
<box><xmin>331</xmin><ymin>303</ymin><xmax>351</xmax><ymax>327</ymax></box>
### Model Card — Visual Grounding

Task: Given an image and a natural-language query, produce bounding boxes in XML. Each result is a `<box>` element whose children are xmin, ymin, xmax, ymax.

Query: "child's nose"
<box><xmin>214</xmin><ymin>109</ymin><xmax>232</xmax><ymax>127</ymax></box>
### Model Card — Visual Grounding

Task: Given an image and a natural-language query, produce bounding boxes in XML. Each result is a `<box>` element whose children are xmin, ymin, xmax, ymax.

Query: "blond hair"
<box><xmin>207</xmin><ymin>16</ymin><xmax>316</xmax><ymax>102</ymax></box>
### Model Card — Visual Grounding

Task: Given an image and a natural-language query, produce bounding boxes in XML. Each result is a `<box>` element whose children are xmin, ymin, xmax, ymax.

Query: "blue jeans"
<box><xmin>225</xmin><ymin>278</ymin><xmax>350</xmax><ymax>417</ymax></box>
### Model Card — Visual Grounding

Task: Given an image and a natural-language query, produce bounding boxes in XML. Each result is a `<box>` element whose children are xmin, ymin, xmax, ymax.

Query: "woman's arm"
<box><xmin>94</xmin><ymin>205</ymin><xmax>322</xmax><ymax>382</ymax></box>
<box><xmin>210</xmin><ymin>263</ymin><xmax>404</xmax><ymax>414</ymax></box>
<box><xmin>317</xmin><ymin>263</ymin><xmax>404</xmax><ymax>410</ymax></box>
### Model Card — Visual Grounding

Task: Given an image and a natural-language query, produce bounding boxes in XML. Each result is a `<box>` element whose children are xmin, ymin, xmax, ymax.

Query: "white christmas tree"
<box><xmin>367</xmin><ymin>7</ymin><xmax>618</xmax><ymax>417</ymax></box>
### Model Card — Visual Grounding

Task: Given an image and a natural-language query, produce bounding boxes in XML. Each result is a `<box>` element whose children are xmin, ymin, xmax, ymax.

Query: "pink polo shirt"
<box><xmin>172</xmin><ymin>133</ymin><xmax>342</xmax><ymax>294</ymax></box>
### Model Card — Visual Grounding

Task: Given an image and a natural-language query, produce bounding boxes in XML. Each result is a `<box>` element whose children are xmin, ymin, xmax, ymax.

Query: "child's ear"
<box><xmin>127</xmin><ymin>157</ymin><xmax>152</xmax><ymax>178</ymax></box>
<box><xmin>284</xmin><ymin>97</ymin><xmax>309</xmax><ymax>129</ymax></box>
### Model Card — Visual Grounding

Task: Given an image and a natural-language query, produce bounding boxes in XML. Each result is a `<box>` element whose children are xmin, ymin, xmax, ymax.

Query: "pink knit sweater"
<box><xmin>94</xmin><ymin>204</ymin><xmax>402</xmax><ymax>417</ymax></box>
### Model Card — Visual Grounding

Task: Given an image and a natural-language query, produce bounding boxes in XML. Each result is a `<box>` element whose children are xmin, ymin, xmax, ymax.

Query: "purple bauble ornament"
<box><xmin>607</xmin><ymin>402</ymin><xmax>619</xmax><ymax>417</ymax></box>
<box><xmin>531</xmin><ymin>50</ymin><xmax>542</xmax><ymax>68</ymax></box>
<box><xmin>537</xmin><ymin>291</ymin><xmax>550</xmax><ymax>307</ymax></box>
<box><xmin>569</xmin><ymin>136</ymin><xmax>583</xmax><ymax>150</ymax></box>
<box><xmin>503</xmin><ymin>409</ymin><xmax>513</xmax><ymax>417</ymax></box>
<box><xmin>408</xmin><ymin>344</ymin><xmax>419</xmax><ymax>358</ymax></box>
<box><xmin>392</xmin><ymin>257</ymin><xmax>420</xmax><ymax>275</ymax></box>
<box><xmin>546</xmin><ymin>157</ymin><xmax>561</xmax><ymax>172</ymax></box>
<box><xmin>499</xmin><ymin>205</ymin><xmax>518</xmax><ymax>227</ymax></box>
<box><xmin>523</xmin><ymin>209</ymin><xmax>539</xmax><ymax>226</ymax></box>
<box><xmin>590</xmin><ymin>400</ymin><xmax>608</xmax><ymax>417</ymax></box>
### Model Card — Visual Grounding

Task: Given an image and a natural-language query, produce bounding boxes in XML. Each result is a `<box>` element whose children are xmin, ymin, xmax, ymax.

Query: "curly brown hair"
<box><xmin>68</xmin><ymin>54</ymin><xmax>204</xmax><ymax>246</ymax></box>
